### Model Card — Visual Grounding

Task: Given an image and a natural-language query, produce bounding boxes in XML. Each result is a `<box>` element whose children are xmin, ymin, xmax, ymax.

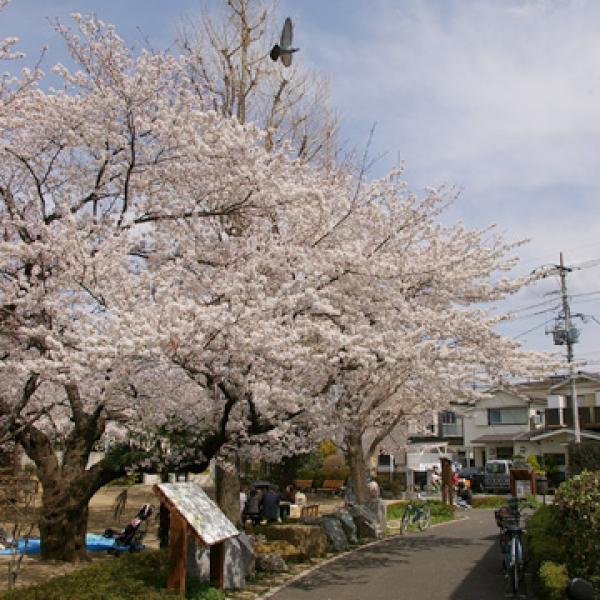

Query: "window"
<box><xmin>377</xmin><ymin>454</ymin><xmax>392</xmax><ymax>467</ymax></box>
<box><xmin>486</xmin><ymin>462</ymin><xmax>509</xmax><ymax>474</ymax></box>
<box><xmin>440</xmin><ymin>411</ymin><xmax>457</xmax><ymax>424</ymax></box>
<box><xmin>488</xmin><ymin>407</ymin><xmax>528</xmax><ymax>425</ymax></box>
<box><xmin>542</xmin><ymin>453</ymin><xmax>566</xmax><ymax>467</ymax></box>
<box><xmin>496</xmin><ymin>447</ymin><xmax>513</xmax><ymax>459</ymax></box>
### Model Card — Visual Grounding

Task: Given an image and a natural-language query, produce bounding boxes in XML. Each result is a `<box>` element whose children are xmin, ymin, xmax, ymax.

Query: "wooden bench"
<box><xmin>294</xmin><ymin>479</ymin><xmax>313</xmax><ymax>492</ymax></box>
<box><xmin>316</xmin><ymin>480</ymin><xmax>345</xmax><ymax>495</ymax></box>
<box><xmin>300</xmin><ymin>504</ymin><xmax>319</xmax><ymax>518</ymax></box>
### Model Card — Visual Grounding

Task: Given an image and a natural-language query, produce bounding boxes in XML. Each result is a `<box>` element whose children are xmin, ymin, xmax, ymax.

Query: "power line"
<box><xmin>571</xmin><ymin>290</ymin><xmax>600</xmax><ymax>298</ymax></box>
<box><xmin>509</xmin><ymin>297</ymin><xmax>560</xmax><ymax>314</ymax></box>
<box><xmin>573</xmin><ymin>258</ymin><xmax>600</xmax><ymax>270</ymax></box>
<box><xmin>514</xmin><ymin>318</ymin><xmax>555</xmax><ymax>339</ymax></box>
<box><xmin>508</xmin><ymin>305</ymin><xmax>561</xmax><ymax>321</ymax></box>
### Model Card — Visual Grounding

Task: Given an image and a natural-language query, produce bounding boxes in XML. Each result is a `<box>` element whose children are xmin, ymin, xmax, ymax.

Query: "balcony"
<box><xmin>545</xmin><ymin>407</ymin><xmax>600</xmax><ymax>430</ymax></box>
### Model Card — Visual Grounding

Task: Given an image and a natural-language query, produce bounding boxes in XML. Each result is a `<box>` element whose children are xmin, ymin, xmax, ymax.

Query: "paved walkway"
<box><xmin>269</xmin><ymin>509</ymin><xmax>515</xmax><ymax>600</ymax></box>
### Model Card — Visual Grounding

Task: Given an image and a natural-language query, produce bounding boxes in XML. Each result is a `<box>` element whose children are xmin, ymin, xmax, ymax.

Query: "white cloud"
<box><xmin>292</xmin><ymin>0</ymin><xmax>600</xmax><ymax>355</ymax></box>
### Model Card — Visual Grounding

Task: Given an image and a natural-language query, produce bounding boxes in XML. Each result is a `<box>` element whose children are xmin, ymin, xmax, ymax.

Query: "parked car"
<box><xmin>458</xmin><ymin>467</ymin><xmax>484</xmax><ymax>492</ymax></box>
<box><xmin>484</xmin><ymin>460</ymin><xmax>513</xmax><ymax>493</ymax></box>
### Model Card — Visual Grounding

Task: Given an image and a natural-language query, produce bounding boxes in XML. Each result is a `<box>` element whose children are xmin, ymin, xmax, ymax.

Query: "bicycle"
<box><xmin>400</xmin><ymin>496</ymin><xmax>431</xmax><ymax>534</ymax></box>
<box><xmin>495</xmin><ymin>498</ymin><xmax>533</xmax><ymax>597</ymax></box>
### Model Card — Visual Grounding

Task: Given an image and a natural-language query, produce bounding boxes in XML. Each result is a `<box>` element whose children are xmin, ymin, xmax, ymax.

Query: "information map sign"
<box><xmin>155</xmin><ymin>482</ymin><xmax>238</xmax><ymax>545</ymax></box>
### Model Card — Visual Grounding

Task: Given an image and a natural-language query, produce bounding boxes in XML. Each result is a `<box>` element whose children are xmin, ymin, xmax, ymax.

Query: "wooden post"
<box><xmin>209</xmin><ymin>541</ymin><xmax>225</xmax><ymax>590</ymax></box>
<box><xmin>167</xmin><ymin>509</ymin><xmax>188</xmax><ymax>597</ymax></box>
<box><xmin>441</xmin><ymin>458</ymin><xmax>454</xmax><ymax>505</ymax></box>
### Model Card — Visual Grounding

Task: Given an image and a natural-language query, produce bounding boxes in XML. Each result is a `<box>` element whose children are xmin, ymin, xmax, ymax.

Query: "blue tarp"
<box><xmin>0</xmin><ymin>533</ymin><xmax>125</xmax><ymax>555</ymax></box>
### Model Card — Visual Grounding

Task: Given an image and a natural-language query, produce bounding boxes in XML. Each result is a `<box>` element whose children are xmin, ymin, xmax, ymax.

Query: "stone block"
<box><xmin>320</xmin><ymin>516</ymin><xmax>349</xmax><ymax>552</ymax></box>
<box><xmin>334</xmin><ymin>511</ymin><xmax>358</xmax><ymax>545</ymax></box>
<box><xmin>256</xmin><ymin>553</ymin><xmax>288</xmax><ymax>573</ymax></box>
<box><xmin>260</xmin><ymin>524</ymin><xmax>327</xmax><ymax>559</ymax></box>
<box><xmin>348</xmin><ymin>503</ymin><xmax>384</xmax><ymax>540</ymax></box>
<box><xmin>254</xmin><ymin>540</ymin><xmax>302</xmax><ymax>561</ymax></box>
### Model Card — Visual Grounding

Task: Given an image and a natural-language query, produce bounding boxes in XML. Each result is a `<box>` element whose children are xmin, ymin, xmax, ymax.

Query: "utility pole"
<box><xmin>558</xmin><ymin>252</ymin><xmax>581</xmax><ymax>443</ymax></box>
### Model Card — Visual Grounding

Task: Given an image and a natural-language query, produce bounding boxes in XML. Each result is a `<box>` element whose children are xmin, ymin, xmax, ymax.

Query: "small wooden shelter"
<box><xmin>153</xmin><ymin>482</ymin><xmax>239</xmax><ymax>596</ymax></box>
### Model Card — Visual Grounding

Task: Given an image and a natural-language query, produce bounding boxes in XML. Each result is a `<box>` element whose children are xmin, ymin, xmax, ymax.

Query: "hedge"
<box><xmin>526</xmin><ymin>472</ymin><xmax>600</xmax><ymax>597</ymax></box>
<box><xmin>525</xmin><ymin>504</ymin><xmax>566</xmax><ymax>577</ymax></box>
<box><xmin>0</xmin><ymin>551</ymin><xmax>224</xmax><ymax>600</ymax></box>
<box><xmin>555</xmin><ymin>470</ymin><xmax>600</xmax><ymax>590</ymax></box>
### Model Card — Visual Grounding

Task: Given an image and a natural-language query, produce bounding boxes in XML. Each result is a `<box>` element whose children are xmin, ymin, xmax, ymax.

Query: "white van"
<box><xmin>484</xmin><ymin>460</ymin><xmax>512</xmax><ymax>493</ymax></box>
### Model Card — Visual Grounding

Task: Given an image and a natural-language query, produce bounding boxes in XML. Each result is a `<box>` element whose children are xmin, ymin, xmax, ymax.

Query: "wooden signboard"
<box><xmin>154</xmin><ymin>482</ymin><xmax>239</xmax><ymax>596</ymax></box>
<box><xmin>510</xmin><ymin>469</ymin><xmax>536</xmax><ymax>498</ymax></box>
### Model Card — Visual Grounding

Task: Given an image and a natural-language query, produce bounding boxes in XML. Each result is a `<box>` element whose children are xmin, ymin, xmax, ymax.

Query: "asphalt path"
<box><xmin>268</xmin><ymin>509</ymin><xmax>520</xmax><ymax>600</ymax></box>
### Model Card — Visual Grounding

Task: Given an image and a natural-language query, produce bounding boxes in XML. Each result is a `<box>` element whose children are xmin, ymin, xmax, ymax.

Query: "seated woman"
<box><xmin>243</xmin><ymin>488</ymin><xmax>263</xmax><ymax>526</ymax></box>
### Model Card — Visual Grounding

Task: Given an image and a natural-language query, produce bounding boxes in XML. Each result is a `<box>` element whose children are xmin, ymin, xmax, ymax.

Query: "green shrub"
<box><xmin>538</xmin><ymin>561</ymin><xmax>569</xmax><ymax>600</ymax></box>
<box><xmin>526</xmin><ymin>504</ymin><xmax>566</xmax><ymax>576</ymax></box>
<box><xmin>555</xmin><ymin>470</ymin><xmax>600</xmax><ymax>589</ymax></box>
<box><xmin>0</xmin><ymin>551</ymin><xmax>223</xmax><ymax>600</ymax></box>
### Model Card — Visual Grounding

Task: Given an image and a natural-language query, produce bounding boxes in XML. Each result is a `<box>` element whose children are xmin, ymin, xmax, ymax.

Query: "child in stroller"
<box><xmin>103</xmin><ymin>503</ymin><xmax>153</xmax><ymax>554</ymax></box>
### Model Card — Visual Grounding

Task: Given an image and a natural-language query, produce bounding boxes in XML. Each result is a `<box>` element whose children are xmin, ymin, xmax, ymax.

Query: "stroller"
<box><xmin>103</xmin><ymin>503</ymin><xmax>153</xmax><ymax>555</ymax></box>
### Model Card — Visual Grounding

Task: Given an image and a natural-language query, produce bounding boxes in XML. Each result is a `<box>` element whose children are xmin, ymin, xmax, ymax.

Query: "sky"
<box><xmin>2</xmin><ymin>0</ymin><xmax>600</xmax><ymax>368</ymax></box>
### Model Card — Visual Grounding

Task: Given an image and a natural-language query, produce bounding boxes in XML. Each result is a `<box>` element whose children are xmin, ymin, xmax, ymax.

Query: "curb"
<box><xmin>255</xmin><ymin>515</ymin><xmax>465</xmax><ymax>600</ymax></box>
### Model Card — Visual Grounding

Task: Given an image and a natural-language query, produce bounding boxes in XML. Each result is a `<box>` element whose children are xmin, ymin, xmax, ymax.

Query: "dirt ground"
<box><xmin>0</xmin><ymin>485</ymin><xmax>344</xmax><ymax>593</ymax></box>
<box><xmin>0</xmin><ymin>484</ymin><xmax>158</xmax><ymax>593</ymax></box>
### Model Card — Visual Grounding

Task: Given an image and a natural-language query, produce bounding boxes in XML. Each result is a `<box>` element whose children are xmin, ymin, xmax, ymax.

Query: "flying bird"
<box><xmin>270</xmin><ymin>17</ymin><xmax>299</xmax><ymax>67</ymax></box>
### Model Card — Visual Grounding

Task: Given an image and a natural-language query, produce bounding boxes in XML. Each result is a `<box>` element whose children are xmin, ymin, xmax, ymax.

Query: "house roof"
<box><xmin>470</xmin><ymin>433</ymin><xmax>531</xmax><ymax>443</ymax></box>
<box><xmin>471</xmin><ymin>429</ymin><xmax>600</xmax><ymax>444</ymax></box>
<box><xmin>528</xmin><ymin>429</ymin><xmax>600</xmax><ymax>442</ymax></box>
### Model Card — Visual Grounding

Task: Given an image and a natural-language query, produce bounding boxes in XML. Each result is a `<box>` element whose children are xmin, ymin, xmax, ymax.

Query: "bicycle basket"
<box><xmin>495</xmin><ymin>507</ymin><xmax>510</xmax><ymax>528</ymax></box>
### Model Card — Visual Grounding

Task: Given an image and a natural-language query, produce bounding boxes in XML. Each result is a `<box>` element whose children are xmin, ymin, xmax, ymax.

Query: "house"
<box><xmin>462</xmin><ymin>372</ymin><xmax>600</xmax><ymax>478</ymax></box>
<box><xmin>369</xmin><ymin>372</ymin><xmax>600</xmax><ymax>487</ymax></box>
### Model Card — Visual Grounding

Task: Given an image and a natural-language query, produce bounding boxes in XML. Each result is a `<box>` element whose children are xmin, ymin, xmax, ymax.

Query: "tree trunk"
<box><xmin>39</xmin><ymin>485</ymin><xmax>90</xmax><ymax>561</ymax></box>
<box><xmin>15</xmin><ymin>392</ymin><xmax>126</xmax><ymax>561</ymax></box>
<box><xmin>215</xmin><ymin>461</ymin><xmax>241</xmax><ymax>526</ymax></box>
<box><xmin>346</xmin><ymin>433</ymin><xmax>369</xmax><ymax>504</ymax></box>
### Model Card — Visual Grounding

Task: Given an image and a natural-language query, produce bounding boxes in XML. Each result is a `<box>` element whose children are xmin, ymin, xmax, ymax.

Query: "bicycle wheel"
<box><xmin>400</xmin><ymin>506</ymin><xmax>412</xmax><ymax>534</ymax></box>
<box><xmin>512</xmin><ymin>558</ymin><xmax>520</xmax><ymax>595</ymax></box>
<box><xmin>417</xmin><ymin>505</ymin><xmax>431</xmax><ymax>530</ymax></box>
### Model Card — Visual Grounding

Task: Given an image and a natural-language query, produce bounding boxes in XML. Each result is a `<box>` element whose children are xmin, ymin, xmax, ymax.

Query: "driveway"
<box><xmin>267</xmin><ymin>509</ymin><xmax>516</xmax><ymax>600</ymax></box>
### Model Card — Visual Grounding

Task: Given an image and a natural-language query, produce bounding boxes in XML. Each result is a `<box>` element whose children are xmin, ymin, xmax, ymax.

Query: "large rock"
<box><xmin>223</xmin><ymin>533</ymin><xmax>255</xmax><ymax>589</ymax></box>
<box><xmin>365</xmin><ymin>498</ymin><xmax>387</xmax><ymax>533</ymax></box>
<box><xmin>186</xmin><ymin>533</ymin><xmax>254</xmax><ymax>590</ymax></box>
<box><xmin>348</xmin><ymin>502</ymin><xmax>385</xmax><ymax>540</ymax></box>
<box><xmin>320</xmin><ymin>516</ymin><xmax>349</xmax><ymax>553</ymax></box>
<box><xmin>334</xmin><ymin>511</ymin><xmax>358</xmax><ymax>545</ymax></box>
<box><xmin>256</xmin><ymin>553</ymin><xmax>288</xmax><ymax>573</ymax></box>
<box><xmin>259</xmin><ymin>524</ymin><xmax>327</xmax><ymax>559</ymax></box>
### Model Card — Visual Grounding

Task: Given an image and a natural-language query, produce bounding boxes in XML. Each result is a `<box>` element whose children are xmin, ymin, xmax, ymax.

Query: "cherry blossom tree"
<box><xmin>256</xmin><ymin>171</ymin><xmax>559</xmax><ymax>503</ymax></box>
<box><xmin>0</xmin><ymin>14</ymin><xmax>336</xmax><ymax>559</ymax></box>
<box><xmin>179</xmin><ymin>0</ymin><xmax>339</xmax><ymax>167</ymax></box>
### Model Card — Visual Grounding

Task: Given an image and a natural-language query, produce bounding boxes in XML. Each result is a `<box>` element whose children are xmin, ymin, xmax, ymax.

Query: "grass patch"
<box><xmin>0</xmin><ymin>551</ymin><xmax>223</xmax><ymax>600</ymax></box>
<box><xmin>387</xmin><ymin>500</ymin><xmax>457</xmax><ymax>528</ymax></box>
